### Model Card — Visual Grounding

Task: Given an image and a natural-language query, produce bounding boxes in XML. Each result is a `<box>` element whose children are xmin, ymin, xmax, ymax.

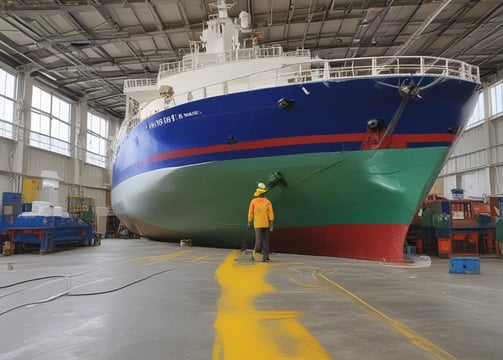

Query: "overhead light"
<box><xmin>71</xmin><ymin>41</ymin><xmax>91</xmax><ymax>48</ymax></box>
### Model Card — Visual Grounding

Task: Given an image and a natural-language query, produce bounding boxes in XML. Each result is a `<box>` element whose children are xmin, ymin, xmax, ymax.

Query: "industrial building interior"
<box><xmin>1</xmin><ymin>1</ymin><xmax>503</xmax><ymax>359</ymax></box>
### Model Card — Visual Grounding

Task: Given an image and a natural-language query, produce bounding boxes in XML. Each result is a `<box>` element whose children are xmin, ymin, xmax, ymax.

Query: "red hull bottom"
<box><xmin>270</xmin><ymin>224</ymin><xmax>408</xmax><ymax>263</ymax></box>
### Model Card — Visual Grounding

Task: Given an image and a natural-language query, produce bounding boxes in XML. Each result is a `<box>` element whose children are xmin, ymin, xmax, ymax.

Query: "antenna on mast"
<box><xmin>210</xmin><ymin>0</ymin><xmax>234</xmax><ymax>18</ymax></box>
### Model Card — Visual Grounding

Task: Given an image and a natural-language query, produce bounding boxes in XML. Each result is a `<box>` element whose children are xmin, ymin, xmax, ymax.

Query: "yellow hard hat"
<box><xmin>253</xmin><ymin>188</ymin><xmax>267</xmax><ymax>197</ymax></box>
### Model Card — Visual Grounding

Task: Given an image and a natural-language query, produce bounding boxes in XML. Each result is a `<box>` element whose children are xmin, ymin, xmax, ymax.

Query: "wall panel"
<box><xmin>0</xmin><ymin>174</ymin><xmax>10</xmax><ymax>193</ymax></box>
<box><xmin>452</xmin><ymin>124</ymin><xmax>487</xmax><ymax>156</ymax></box>
<box><xmin>24</xmin><ymin>147</ymin><xmax>72</xmax><ymax>181</ymax></box>
<box><xmin>492</xmin><ymin>116</ymin><xmax>503</xmax><ymax>145</ymax></box>
<box><xmin>442</xmin><ymin>175</ymin><xmax>457</xmax><ymax>198</ymax></box>
<box><xmin>0</xmin><ymin>138</ymin><xmax>14</xmax><ymax>172</ymax></box>
<box><xmin>460</xmin><ymin>170</ymin><xmax>489</xmax><ymax>199</ymax></box>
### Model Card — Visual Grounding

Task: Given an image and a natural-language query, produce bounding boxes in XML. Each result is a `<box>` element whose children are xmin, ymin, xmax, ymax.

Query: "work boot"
<box><xmin>251</xmin><ymin>249</ymin><xmax>256</xmax><ymax>261</ymax></box>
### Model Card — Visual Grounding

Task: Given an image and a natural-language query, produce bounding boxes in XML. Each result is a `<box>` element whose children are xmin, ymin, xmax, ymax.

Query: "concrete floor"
<box><xmin>0</xmin><ymin>239</ymin><xmax>502</xmax><ymax>360</ymax></box>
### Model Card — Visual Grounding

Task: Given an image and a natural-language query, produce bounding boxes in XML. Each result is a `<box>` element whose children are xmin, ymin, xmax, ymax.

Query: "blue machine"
<box><xmin>1</xmin><ymin>192</ymin><xmax>22</xmax><ymax>249</ymax></box>
<box><xmin>1</xmin><ymin>192</ymin><xmax>96</xmax><ymax>254</ymax></box>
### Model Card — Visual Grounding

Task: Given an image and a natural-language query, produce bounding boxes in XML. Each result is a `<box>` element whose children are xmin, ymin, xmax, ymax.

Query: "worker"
<box><xmin>247</xmin><ymin>182</ymin><xmax>274</xmax><ymax>262</ymax></box>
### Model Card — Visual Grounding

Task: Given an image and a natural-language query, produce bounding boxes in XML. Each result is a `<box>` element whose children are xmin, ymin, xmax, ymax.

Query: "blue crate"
<box><xmin>449</xmin><ymin>257</ymin><xmax>480</xmax><ymax>274</ymax></box>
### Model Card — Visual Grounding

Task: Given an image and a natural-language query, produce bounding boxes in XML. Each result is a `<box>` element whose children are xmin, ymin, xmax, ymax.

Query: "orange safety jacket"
<box><xmin>248</xmin><ymin>196</ymin><xmax>274</xmax><ymax>228</ymax></box>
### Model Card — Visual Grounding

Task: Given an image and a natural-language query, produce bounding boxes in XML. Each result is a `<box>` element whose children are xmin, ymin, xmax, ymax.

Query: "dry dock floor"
<box><xmin>0</xmin><ymin>238</ymin><xmax>502</xmax><ymax>360</ymax></box>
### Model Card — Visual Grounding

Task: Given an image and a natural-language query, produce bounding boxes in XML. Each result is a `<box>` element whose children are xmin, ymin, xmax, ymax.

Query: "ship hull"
<box><xmin>112</xmin><ymin>75</ymin><xmax>479</xmax><ymax>262</ymax></box>
<box><xmin>113</xmin><ymin>146</ymin><xmax>449</xmax><ymax>262</ymax></box>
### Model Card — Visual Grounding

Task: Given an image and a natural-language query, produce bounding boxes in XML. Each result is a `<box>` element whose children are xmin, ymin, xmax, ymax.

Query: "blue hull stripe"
<box><xmin>113</xmin><ymin>76</ymin><xmax>479</xmax><ymax>187</ymax></box>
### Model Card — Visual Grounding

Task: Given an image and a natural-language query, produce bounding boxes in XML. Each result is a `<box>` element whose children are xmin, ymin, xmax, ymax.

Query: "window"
<box><xmin>465</xmin><ymin>92</ymin><xmax>485</xmax><ymax>129</ymax></box>
<box><xmin>30</xmin><ymin>86</ymin><xmax>71</xmax><ymax>155</ymax></box>
<box><xmin>490</xmin><ymin>81</ymin><xmax>503</xmax><ymax>117</ymax></box>
<box><xmin>0</xmin><ymin>68</ymin><xmax>16</xmax><ymax>139</ymax></box>
<box><xmin>86</xmin><ymin>112</ymin><xmax>109</xmax><ymax>168</ymax></box>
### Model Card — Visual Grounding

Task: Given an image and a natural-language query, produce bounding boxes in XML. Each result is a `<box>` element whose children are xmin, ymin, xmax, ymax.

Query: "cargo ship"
<box><xmin>111</xmin><ymin>0</ymin><xmax>480</xmax><ymax>262</ymax></box>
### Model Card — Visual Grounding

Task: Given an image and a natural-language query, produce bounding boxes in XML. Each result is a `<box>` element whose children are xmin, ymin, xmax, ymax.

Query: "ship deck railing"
<box><xmin>155</xmin><ymin>46</ymin><xmax>310</xmax><ymax>80</ymax></box>
<box><xmin>284</xmin><ymin>56</ymin><xmax>479</xmax><ymax>83</ymax></box>
<box><xmin>113</xmin><ymin>113</ymin><xmax>141</xmax><ymax>160</ymax></box>
<box><xmin>123</xmin><ymin>78</ymin><xmax>158</xmax><ymax>92</ymax></box>
<box><xmin>124</xmin><ymin>55</ymin><xmax>479</xmax><ymax>94</ymax></box>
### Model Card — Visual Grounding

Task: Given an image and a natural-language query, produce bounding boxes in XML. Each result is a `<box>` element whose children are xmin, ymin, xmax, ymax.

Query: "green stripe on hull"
<box><xmin>114</xmin><ymin>147</ymin><xmax>448</xmax><ymax>246</ymax></box>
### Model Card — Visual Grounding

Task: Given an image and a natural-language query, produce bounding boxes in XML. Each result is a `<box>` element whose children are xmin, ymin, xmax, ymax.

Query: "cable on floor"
<box><xmin>0</xmin><ymin>275</ymin><xmax>67</xmax><ymax>289</ymax></box>
<box><xmin>67</xmin><ymin>267</ymin><xmax>176</xmax><ymax>296</ymax></box>
<box><xmin>0</xmin><ymin>267</ymin><xmax>176</xmax><ymax>317</ymax></box>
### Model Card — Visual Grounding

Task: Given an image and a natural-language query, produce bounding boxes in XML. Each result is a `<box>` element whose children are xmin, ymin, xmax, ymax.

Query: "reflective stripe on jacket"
<box><xmin>248</xmin><ymin>197</ymin><xmax>274</xmax><ymax>228</ymax></box>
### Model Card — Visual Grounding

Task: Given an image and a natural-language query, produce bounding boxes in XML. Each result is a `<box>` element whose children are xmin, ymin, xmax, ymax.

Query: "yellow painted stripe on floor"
<box><xmin>190</xmin><ymin>254</ymin><xmax>210</xmax><ymax>262</ymax></box>
<box><xmin>213</xmin><ymin>250</ymin><xmax>331</xmax><ymax>360</ymax></box>
<box><xmin>139</xmin><ymin>249</ymin><xmax>193</xmax><ymax>261</ymax></box>
<box><xmin>319</xmin><ymin>271</ymin><xmax>457</xmax><ymax>360</ymax></box>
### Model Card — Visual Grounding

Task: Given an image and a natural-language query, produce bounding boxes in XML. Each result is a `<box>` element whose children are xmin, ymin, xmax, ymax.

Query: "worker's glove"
<box><xmin>247</xmin><ymin>222</ymin><xmax>252</xmax><ymax>229</ymax></box>
<box><xmin>269</xmin><ymin>222</ymin><xmax>274</xmax><ymax>232</ymax></box>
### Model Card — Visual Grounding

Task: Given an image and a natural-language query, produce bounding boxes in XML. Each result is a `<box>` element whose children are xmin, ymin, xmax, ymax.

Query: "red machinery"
<box><xmin>416</xmin><ymin>198</ymin><xmax>498</xmax><ymax>258</ymax></box>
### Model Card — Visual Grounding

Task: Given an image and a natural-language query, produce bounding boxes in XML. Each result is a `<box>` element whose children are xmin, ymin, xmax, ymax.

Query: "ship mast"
<box><xmin>200</xmin><ymin>0</ymin><xmax>250</xmax><ymax>54</ymax></box>
<box><xmin>214</xmin><ymin>0</ymin><xmax>232</xmax><ymax>18</ymax></box>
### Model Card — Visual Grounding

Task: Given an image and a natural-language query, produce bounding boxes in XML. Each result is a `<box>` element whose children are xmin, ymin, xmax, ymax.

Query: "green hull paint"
<box><xmin>113</xmin><ymin>147</ymin><xmax>448</xmax><ymax>246</ymax></box>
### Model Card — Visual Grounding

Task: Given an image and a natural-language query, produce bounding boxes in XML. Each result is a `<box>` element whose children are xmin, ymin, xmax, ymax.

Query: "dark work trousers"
<box><xmin>254</xmin><ymin>228</ymin><xmax>270</xmax><ymax>260</ymax></box>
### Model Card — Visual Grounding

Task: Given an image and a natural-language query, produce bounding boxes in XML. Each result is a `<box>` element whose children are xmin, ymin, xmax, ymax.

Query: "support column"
<box><xmin>10</xmin><ymin>67</ymin><xmax>33</xmax><ymax>192</ymax></box>
<box><xmin>483</xmin><ymin>83</ymin><xmax>497</xmax><ymax>196</ymax></box>
<box><xmin>72</xmin><ymin>97</ymin><xmax>88</xmax><ymax>188</ymax></box>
